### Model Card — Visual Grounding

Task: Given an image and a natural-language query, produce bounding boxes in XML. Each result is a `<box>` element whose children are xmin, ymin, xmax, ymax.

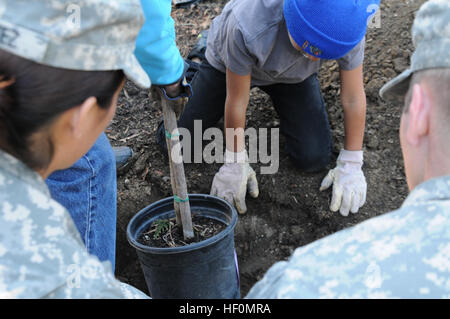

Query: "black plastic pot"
<box><xmin>127</xmin><ymin>194</ymin><xmax>240</xmax><ymax>299</ymax></box>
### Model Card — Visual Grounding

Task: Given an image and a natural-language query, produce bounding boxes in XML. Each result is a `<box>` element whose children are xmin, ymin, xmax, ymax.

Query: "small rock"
<box><xmin>367</xmin><ymin>135</ymin><xmax>379</xmax><ymax>149</ymax></box>
<box><xmin>162</xmin><ymin>176</ymin><xmax>171</xmax><ymax>183</ymax></box>
<box><xmin>290</xmin><ymin>225</ymin><xmax>302</xmax><ymax>235</ymax></box>
<box><xmin>382</xmin><ymin>68</ymin><xmax>397</xmax><ymax>79</ymax></box>
<box><xmin>393</xmin><ymin>57</ymin><xmax>408</xmax><ymax>73</ymax></box>
<box><xmin>133</xmin><ymin>152</ymin><xmax>150</xmax><ymax>175</ymax></box>
<box><xmin>270</xmin><ymin>119</ymin><xmax>280</xmax><ymax>127</ymax></box>
<box><xmin>365</xmin><ymin>152</ymin><xmax>381</xmax><ymax>169</ymax></box>
<box><xmin>366</xmin><ymin>78</ymin><xmax>385</xmax><ymax>97</ymax></box>
<box><xmin>142</xmin><ymin>186</ymin><xmax>152</xmax><ymax>196</ymax></box>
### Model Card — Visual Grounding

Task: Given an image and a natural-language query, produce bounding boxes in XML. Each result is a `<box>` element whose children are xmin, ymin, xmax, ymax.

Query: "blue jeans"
<box><xmin>258</xmin><ymin>78</ymin><xmax>332</xmax><ymax>172</ymax></box>
<box><xmin>46</xmin><ymin>133</ymin><xmax>117</xmax><ymax>270</ymax></box>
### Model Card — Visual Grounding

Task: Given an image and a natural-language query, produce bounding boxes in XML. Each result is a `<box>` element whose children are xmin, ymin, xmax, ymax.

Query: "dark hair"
<box><xmin>0</xmin><ymin>50</ymin><xmax>125</xmax><ymax>170</ymax></box>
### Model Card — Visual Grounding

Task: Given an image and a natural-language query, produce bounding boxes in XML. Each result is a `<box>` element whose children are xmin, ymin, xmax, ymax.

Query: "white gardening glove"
<box><xmin>319</xmin><ymin>149</ymin><xmax>367</xmax><ymax>216</ymax></box>
<box><xmin>210</xmin><ymin>149</ymin><xmax>259</xmax><ymax>214</ymax></box>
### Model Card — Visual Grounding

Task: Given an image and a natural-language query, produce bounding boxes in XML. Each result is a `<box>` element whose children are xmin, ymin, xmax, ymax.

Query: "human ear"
<box><xmin>70</xmin><ymin>96</ymin><xmax>98</xmax><ymax>138</ymax></box>
<box><xmin>406</xmin><ymin>84</ymin><xmax>430</xmax><ymax>146</ymax></box>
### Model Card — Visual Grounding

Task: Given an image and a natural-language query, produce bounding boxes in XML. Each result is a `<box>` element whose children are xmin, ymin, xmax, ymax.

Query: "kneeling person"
<box><xmin>160</xmin><ymin>0</ymin><xmax>379</xmax><ymax>215</ymax></box>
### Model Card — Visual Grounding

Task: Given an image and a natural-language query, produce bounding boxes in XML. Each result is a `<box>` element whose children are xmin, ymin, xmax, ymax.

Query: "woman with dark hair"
<box><xmin>45</xmin><ymin>0</ymin><xmax>189</xmax><ymax>271</ymax></box>
<box><xmin>0</xmin><ymin>0</ymin><xmax>150</xmax><ymax>298</ymax></box>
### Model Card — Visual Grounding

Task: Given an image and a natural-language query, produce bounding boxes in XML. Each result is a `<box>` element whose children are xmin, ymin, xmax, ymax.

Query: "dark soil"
<box><xmin>113</xmin><ymin>0</ymin><xmax>426</xmax><ymax>297</ymax></box>
<box><xmin>138</xmin><ymin>214</ymin><xmax>226</xmax><ymax>248</ymax></box>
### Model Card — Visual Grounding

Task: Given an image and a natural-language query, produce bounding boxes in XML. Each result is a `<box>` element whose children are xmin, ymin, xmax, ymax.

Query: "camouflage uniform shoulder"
<box><xmin>246</xmin><ymin>175</ymin><xmax>450</xmax><ymax>299</ymax></box>
<box><xmin>0</xmin><ymin>151</ymin><xmax>148</xmax><ymax>298</ymax></box>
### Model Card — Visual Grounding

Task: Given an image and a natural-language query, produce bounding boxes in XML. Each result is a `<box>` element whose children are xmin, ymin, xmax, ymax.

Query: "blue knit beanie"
<box><xmin>284</xmin><ymin>0</ymin><xmax>380</xmax><ymax>60</ymax></box>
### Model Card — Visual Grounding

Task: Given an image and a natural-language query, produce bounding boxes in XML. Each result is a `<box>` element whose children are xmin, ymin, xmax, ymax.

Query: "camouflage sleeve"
<box><xmin>0</xmin><ymin>159</ymin><xmax>150</xmax><ymax>299</ymax></box>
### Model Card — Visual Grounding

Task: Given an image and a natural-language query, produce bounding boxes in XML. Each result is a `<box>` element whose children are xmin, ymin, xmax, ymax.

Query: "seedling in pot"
<box><xmin>151</xmin><ymin>219</ymin><xmax>171</xmax><ymax>240</ymax></box>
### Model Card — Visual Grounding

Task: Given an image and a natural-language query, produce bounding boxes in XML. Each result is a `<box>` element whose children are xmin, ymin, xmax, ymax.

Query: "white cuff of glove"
<box><xmin>337</xmin><ymin>149</ymin><xmax>364</xmax><ymax>167</ymax></box>
<box><xmin>224</xmin><ymin>149</ymin><xmax>248</xmax><ymax>164</ymax></box>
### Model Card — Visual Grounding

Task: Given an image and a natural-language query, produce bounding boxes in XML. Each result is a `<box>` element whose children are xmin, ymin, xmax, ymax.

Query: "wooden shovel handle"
<box><xmin>160</xmin><ymin>95</ymin><xmax>194</xmax><ymax>240</ymax></box>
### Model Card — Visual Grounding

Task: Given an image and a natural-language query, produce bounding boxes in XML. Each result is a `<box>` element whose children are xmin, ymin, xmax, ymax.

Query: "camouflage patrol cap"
<box><xmin>0</xmin><ymin>0</ymin><xmax>150</xmax><ymax>89</ymax></box>
<box><xmin>380</xmin><ymin>0</ymin><xmax>450</xmax><ymax>101</ymax></box>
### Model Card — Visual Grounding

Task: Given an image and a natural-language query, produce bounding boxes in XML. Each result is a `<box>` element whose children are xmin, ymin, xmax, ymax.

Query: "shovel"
<box><xmin>156</xmin><ymin>86</ymin><xmax>194</xmax><ymax>240</ymax></box>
